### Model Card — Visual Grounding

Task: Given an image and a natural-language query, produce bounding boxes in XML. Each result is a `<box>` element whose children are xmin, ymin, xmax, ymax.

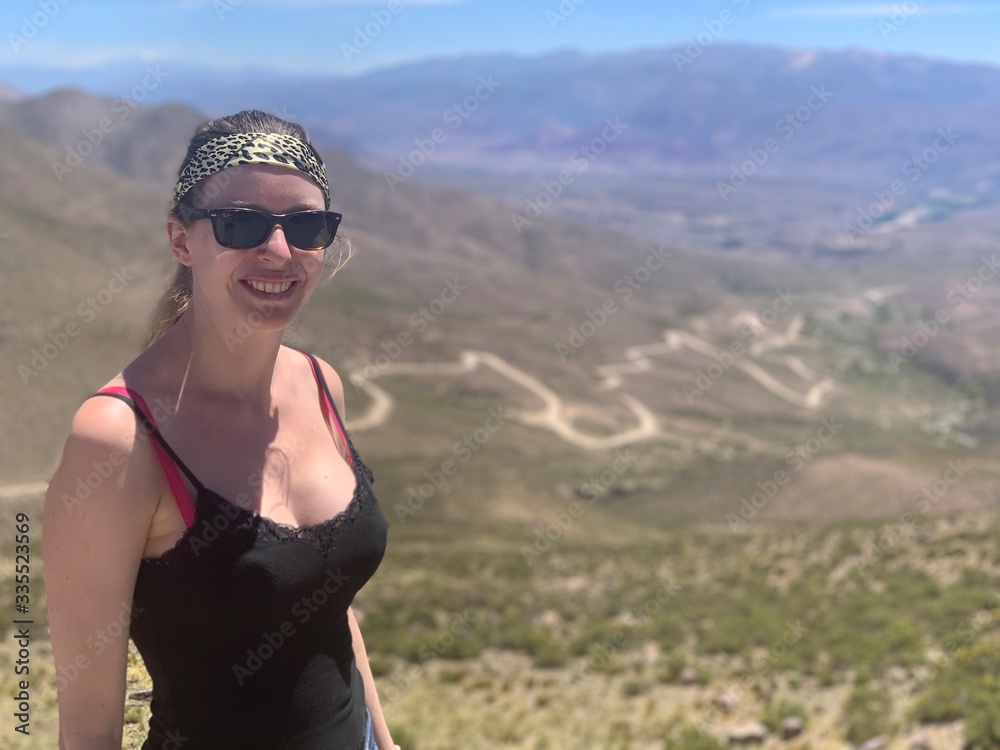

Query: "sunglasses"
<box><xmin>178</xmin><ymin>206</ymin><xmax>342</xmax><ymax>250</ymax></box>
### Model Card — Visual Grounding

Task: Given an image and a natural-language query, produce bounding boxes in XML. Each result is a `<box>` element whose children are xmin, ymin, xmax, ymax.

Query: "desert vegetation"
<box><xmin>4</xmin><ymin>490</ymin><xmax>999</xmax><ymax>749</ymax></box>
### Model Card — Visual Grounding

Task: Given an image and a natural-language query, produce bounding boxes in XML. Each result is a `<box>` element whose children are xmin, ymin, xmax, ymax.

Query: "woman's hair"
<box><xmin>145</xmin><ymin>109</ymin><xmax>347</xmax><ymax>347</ymax></box>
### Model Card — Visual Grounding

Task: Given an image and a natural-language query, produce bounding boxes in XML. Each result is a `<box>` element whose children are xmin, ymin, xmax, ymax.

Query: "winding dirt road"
<box><xmin>346</xmin><ymin>314</ymin><xmax>834</xmax><ymax>449</ymax></box>
<box><xmin>0</xmin><ymin>316</ymin><xmax>835</xmax><ymax>504</ymax></box>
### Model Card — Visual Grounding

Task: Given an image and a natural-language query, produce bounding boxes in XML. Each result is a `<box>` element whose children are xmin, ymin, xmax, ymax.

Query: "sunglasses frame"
<box><xmin>176</xmin><ymin>205</ymin><xmax>342</xmax><ymax>251</ymax></box>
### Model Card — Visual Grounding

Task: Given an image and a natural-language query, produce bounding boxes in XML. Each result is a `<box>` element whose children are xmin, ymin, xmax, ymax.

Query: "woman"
<box><xmin>42</xmin><ymin>110</ymin><xmax>398</xmax><ymax>750</ymax></box>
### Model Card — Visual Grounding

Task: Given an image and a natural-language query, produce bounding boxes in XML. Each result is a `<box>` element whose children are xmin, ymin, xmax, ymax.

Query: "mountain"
<box><xmin>0</xmin><ymin>89</ymin><xmax>205</xmax><ymax>190</ymax></box>
<box><xmin>0</xmin><ymin>80</ymin><xmax>22</xmax><ymax>101</ymax></box>
<box><xmin>2</xmin><ymin>88</ymin><xmax>996</xmax><ymax>532</ymax></box>
<box><xmin>0</xmin><ymin>94</ymin><xmax>733</xmax><ymax>485</ymax></box>
<box><xmin>5</xmin><ymin>45</ymin><xmax>1000</xmax><ymax>261</ymax></box>
<box><xmin>5</xmin><ymin>45</ymin><xmax>1000</xmax><ymax>189</ymax></box>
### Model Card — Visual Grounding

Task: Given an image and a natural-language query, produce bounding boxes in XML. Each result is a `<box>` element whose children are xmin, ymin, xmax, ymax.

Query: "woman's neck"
<box><xmin>164</xmin><ymin>306</ymin><xmax>288</xmax><ymax>414</ymax></box>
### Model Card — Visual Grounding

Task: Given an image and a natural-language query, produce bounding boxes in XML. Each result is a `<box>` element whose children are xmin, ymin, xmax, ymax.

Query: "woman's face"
<box><xmin>171</xmin><ymin>163</ymin><xmax>328</xmax><ymax>334</ymax></box>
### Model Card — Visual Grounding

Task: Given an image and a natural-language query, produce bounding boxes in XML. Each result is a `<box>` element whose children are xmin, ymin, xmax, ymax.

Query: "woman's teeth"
<box><xmin>246</xmin><ymin>280</ymin><xmax>293</xmax><ymax>294</ymax></box>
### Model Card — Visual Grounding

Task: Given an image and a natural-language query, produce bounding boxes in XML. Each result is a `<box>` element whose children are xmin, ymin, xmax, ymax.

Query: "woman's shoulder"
<box><xmin>287</xmin><ymin>346</ymin><xmax>347</xmax><ymax>415</ymax></box>
<box><xmin>63</xmin><ymin>385</ymin><xmax>166</xmax><ymax>500</ymax></box>
<box><xmin>47</xmin><ymin>373</ymin><xmax>166</xmax><ymax>526</ymax></box>
<box><xmin>70</xmin><ymin>344</ymin><xmax>175</xmax><ymax>458</ymax></box>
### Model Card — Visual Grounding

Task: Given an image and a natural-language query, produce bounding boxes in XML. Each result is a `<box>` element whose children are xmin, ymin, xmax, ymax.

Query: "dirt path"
<box><xmin>349</xmin><ymin>350</ymin><xmax>665</xmax><ymax>450</ymax></box>
<box><xmin>346</xmin><ymin>315</ymin><xmax>835</xmax><ymax>449</ymax></box>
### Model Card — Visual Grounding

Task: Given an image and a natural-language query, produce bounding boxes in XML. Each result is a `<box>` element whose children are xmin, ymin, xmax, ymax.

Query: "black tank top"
<box><xmin>93</xmin><ymin>351</ymin><xmax>388</xmax><ymax>750</ymax></box>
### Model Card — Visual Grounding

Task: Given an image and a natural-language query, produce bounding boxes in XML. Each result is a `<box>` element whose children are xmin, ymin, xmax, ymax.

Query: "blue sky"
<box><xmin>3</xmin><ymin>0</ymin><xmax>1000</xmax><ymax>81</ymax></box>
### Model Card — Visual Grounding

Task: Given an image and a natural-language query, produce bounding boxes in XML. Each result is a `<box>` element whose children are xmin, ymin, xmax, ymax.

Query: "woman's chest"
<box><xmin>144</xmin><ymin>426</ymin><xmax>359</xmax><ymax>560</ymax></box>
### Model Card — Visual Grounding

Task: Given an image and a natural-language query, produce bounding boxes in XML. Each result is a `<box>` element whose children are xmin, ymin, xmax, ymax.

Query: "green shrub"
<box><xmin>814</xmin><ymin>589</ymin><xmax>925</xmax><ymax>672</ymax></box>
<box><xmin>388</xmin><ymin>724</ymin><xmax>418</xmax><ymax>750</ymax></box>
<box><xmin>843</xmin><ymin>684</ymin><xmax>892</xmax><ymax>745</ymax></box>
<box><xmin>664</xmin><ymin>726</ymin><xmax>725</xmax><ymax>750</ymax></box>
<box><xmin>760</xmin><ymin>699</ymin><xmax>807</xmax><ymax>733</ymax></box>
<box><xmin>912</xmin><ymin>641</ymin><xmax>1000</xmax><ymax>749</ymax></box>
<box><xmin>514</xmin><ymin>626</ymin><xmax>570</xmax><ymax>668</ymax></box>
<box><xmin>621</xmin><ymin>679</ymin><xmax>647</xmax><ymax>697</ymax></box>
<box><xmin>659</xmin><ymin>653</ymin><xmax>710</xmax><ymax>685</ymax></box>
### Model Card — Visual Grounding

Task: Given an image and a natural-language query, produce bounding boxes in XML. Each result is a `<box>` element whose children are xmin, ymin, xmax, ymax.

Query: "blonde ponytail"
<box><xmin>145</xmin><ymin>263</ymin><xmax>192</xmax><ymax>348</ymax></box>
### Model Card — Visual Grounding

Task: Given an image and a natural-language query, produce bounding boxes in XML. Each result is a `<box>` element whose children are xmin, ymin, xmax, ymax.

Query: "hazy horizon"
<box><xmin>4</xmin><ymin>0</ymin><xmax>1000</xmax><ymax>91</ymax></box>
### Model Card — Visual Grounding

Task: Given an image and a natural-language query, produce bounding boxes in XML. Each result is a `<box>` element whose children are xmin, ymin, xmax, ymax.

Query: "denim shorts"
<box><xmin>363</xmin><ymin>708</ymin><xmax>377</xmax><ymax>750</ymax></box>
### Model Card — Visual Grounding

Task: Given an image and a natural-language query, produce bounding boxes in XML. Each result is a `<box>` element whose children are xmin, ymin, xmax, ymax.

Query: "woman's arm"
<box><xmin>312</xmin><ymin>355</ymin><xmax>398</xmax><ymax>748</ymax></box>
<box><xmin>42</xmin><ymin>396</ymin><xmax>161</xmax><ymax>750</ymax></box>
<box><xmin>348</xmin><ymin>607</ymin><xmax>397</xmax><ymax>750</ymax></box>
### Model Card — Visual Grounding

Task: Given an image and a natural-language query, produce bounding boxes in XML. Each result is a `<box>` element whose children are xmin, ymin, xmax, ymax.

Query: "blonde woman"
<box><xmin>43</xmin><ymin>110</ymin><xmax>398</xmax><ymax>750</ymax></box>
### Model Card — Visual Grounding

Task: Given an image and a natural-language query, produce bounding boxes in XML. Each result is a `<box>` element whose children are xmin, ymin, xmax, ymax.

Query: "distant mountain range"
<box><xmin>4</xmin><ymin>44</ymin><xmax>1000</xmax><ymax>192</ymax></box>
<box><xmin>2</xmin><ymin>79</ymin><xmax>997</xmax><ymax>530</ymax></box>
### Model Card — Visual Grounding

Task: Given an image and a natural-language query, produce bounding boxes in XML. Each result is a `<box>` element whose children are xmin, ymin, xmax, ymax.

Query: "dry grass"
<box><xmin>6</xmin><ymin>485</ymin><xmax>1000</xmax><ymax>749</ymax></box>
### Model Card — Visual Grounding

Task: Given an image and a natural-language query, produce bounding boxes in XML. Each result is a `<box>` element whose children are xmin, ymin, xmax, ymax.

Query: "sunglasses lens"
<box><xmin>285</xmin><ymin>212</ymin><xmax>337</xmax><ymax>250</ymax></box>
<box><xmin>209</xmin><ymin>210</ymin><xmax>340</xmax><ymax>250</ymax></box>
<box><xmin>213</xmin><ymin>211</ymin><xmax>271</xmax><ymax>249</ymax></box>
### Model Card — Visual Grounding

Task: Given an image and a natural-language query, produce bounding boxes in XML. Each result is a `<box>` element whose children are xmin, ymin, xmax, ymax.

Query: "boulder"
<box><xmin>679</xmin><ymin>666</ymin><xmax>700</xmax><ymax>685</ymax></box>
<box><xmin>780</xmin><ymin>716</ymin><xmax>804</xmax><ymax>739</ymax></box>
<box><xmin>726</xmin><ymin>721</ymin><xmax>768</xmax><ymax>745</ymax></box>
<box><xmin>715</xmin><ymin>692</ymin><xmax>738</xmax><ymax>711</ymax></box>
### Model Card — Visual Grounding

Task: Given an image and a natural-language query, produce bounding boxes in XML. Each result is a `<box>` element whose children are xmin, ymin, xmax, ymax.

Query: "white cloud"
<box><xmin>770</xmin><ymin>3</ymin><xmax>996</xmax><ymax>19</ymax></box>
<box><xmin>3</xmin><ymin>42</ymin><xmax>175</xmax><ymax>69</ymax></box>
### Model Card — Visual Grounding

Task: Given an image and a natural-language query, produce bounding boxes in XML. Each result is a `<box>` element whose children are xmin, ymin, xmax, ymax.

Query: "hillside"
<box><xmin>7</xmin><ymin>45</ymin><xmax>1000</xmax><ymax>188</ymax></box>
<box><xmin>0</xmin><ymin>102</ymin><xmax>729</xmax><ymax>486</ymax></box>
<box><xmin>3</xmin><ymin>64</ymin><xmax>1000</xmax><ymax>750</ymax></box>
<box><xmin>1</xmin><ymin>91</ymin><xmax>997</xmax><ymax>537</ymax></box>
<box><xmin>6</xmin><ymin>46</ymin><xmax>1000</xmax><ymax>265</ymax></box>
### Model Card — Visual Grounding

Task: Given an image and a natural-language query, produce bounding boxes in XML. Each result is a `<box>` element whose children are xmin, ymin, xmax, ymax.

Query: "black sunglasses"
<box><xmin>178</xmin><ymin>206</ymin><xmax>342</xmax><ymax>251</ymax></box>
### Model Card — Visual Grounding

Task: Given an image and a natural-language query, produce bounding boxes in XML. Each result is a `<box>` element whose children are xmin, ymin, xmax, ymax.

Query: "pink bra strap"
<box><xmin>302</xmin><ymin>352</ymin><xmax>354</xmax><ymax>466</ymax></box>
<box><xmin>95</xmin><ymin>386</ymin><xmax>198</xmax><ymax>528</ymax></box>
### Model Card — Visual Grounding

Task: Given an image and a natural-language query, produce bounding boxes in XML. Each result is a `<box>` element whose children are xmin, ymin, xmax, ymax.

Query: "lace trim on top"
<box><xmin>139</xmin><ymin>438</ymin><xmax>375</xmax><ymax>569</ymax></box>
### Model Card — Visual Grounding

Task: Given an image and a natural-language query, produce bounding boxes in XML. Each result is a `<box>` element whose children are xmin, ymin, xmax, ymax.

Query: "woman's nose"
<box><xmin>257</xmin><ymin>223</ymin><xmax>294</xmax><ymax>261</ymax></box>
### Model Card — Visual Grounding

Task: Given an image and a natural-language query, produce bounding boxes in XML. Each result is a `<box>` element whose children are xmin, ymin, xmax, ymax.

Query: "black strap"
<box><xmin>91</xmin><ymin>391</ymin><xmax>206</xmax><ymax>494</ymax></box>
<box><xmin>303</xmin><ymin>351</ymin><xmax>354</xmax><ymax>459</ymax></box>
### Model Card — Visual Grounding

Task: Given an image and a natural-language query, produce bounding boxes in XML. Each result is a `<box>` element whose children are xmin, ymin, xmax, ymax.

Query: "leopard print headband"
<box><xmin>171</xmin><ymin>132</ymin><xmax>330</xmax><ymax>209</ymax></box>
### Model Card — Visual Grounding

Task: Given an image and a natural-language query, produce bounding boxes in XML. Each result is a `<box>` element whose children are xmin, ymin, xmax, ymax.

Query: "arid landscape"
<box><xmin>2</xmin><ymin>43</ymin><xmax>1000</xmax><ymax>749</ymax></box>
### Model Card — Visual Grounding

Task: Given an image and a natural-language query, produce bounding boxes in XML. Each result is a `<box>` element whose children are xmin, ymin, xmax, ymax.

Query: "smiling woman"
<box><xmin>42</xmin><ymin>110</ymin><xmax>399</xmax><ymax>750</ymax></box>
